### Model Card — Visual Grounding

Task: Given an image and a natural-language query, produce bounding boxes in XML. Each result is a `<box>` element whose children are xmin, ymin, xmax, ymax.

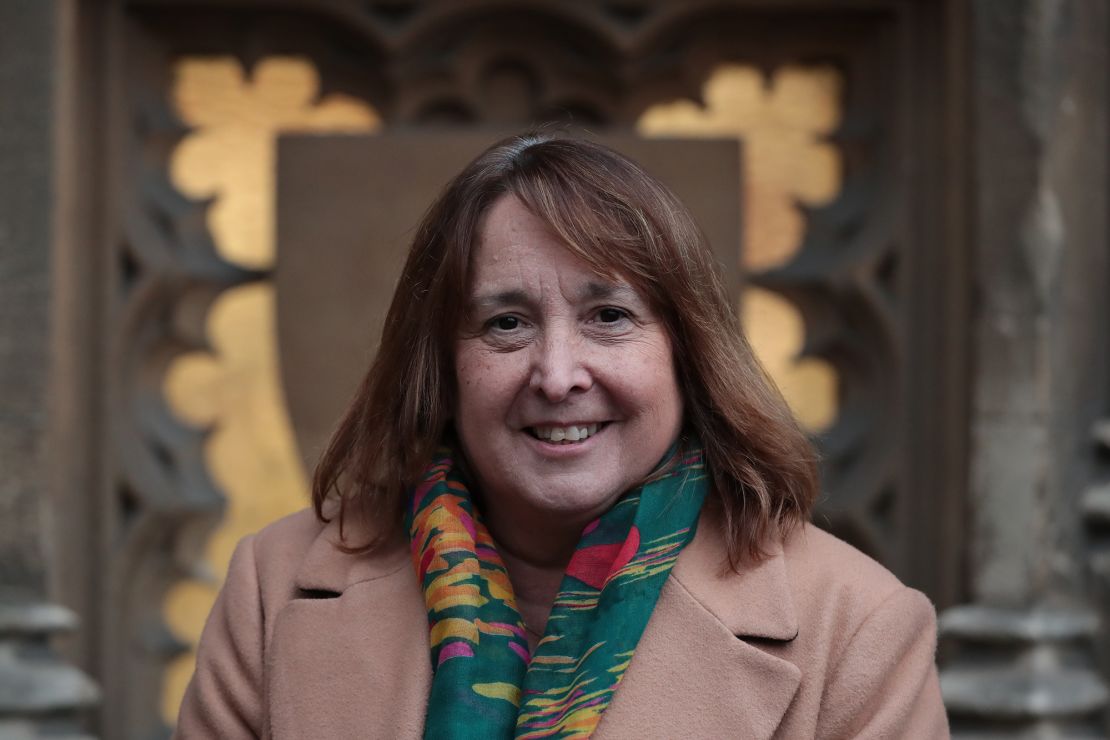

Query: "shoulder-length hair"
<box><xmin>312</xmin><ymin>132</ymin><xmax>818</xmax><ymax>566</ymax></box>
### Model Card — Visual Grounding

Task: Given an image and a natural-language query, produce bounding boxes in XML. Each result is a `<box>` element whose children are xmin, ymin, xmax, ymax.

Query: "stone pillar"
<box><xmin>0</xmin><ymin>1</ymin><xmax>99</xmax><ymax>736</ymax></box>
<box><xmin>939</xmin><ymin>0</ymin><xmax>1110</xmax><ymax>735</ymax></box>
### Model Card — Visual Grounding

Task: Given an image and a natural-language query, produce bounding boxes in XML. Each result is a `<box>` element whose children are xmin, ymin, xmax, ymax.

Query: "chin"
<box><xmin>524</xmin><ymin>485</ymin><xmax>623</xmax><ymax>520</ymax></box>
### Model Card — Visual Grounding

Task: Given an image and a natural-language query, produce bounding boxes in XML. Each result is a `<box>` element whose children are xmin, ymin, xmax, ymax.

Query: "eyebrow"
<box><xmin>578</xmin><ymin>281</ymin><xmax>641</xmax><ymax>303</ymax></box>
<box><xmin>468</xmin><ymin>289</ymin><xmax>533</xmax><ymax>312</ymax></box>
<box><xmin>468</xmin><ymin>281</ymin><xmax>643</xmax><ymax>312</ymax></box>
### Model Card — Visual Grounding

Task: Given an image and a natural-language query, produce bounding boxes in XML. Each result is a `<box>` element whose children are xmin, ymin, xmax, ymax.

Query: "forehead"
<box><xmin>469</xmin><ymin>194</ymin><xmax>634</xmax><ymax>297</ymax></box>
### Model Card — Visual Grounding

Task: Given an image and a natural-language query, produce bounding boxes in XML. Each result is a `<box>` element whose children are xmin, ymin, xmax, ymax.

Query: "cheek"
<box><xmin>454</xmin><ymin>345</ymin><xmax>522</xmax><ymax>413</ymax></box>
<box><xmin>454</xmin><ymin>350</ymin><xmax>493</xmax><ymax>455</ymax></box>
<box><xmin>647</xmin><ymin>348</ymin><xmax>684</xmax><ymax>430</ymax></box>
<box><xmin>455</xmin><ymin>342</ymin><xmax>496</xmax><ymax>387</ymax></box>
<box><xmin>638</xmin><ymin>339</ymin><xmax>681</xmax><ymax>395</ymax></box>
<box><xmin>454</xmin><ymin>348</ymin><xmax>488</xmax><ymax>415</ymax></box>
<box><xmin>609</xmin><ymin>339</ymin><xmax>683</xmax><ymax>422</ymax></box>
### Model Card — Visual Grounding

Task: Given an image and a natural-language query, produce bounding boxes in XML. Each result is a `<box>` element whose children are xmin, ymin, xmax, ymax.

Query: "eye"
<box><xmin>597</xmin><ymin>307</ymin><xmax>627</xmax><ymax>324</ymax></box>
<box><xmin>492</xmin><ymin>315</ymin><xmax>520</xmax><ymax>331</ymax></box>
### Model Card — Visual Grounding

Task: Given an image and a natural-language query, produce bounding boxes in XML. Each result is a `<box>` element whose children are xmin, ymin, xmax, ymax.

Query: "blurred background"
<box><xmin>0</xmin><ymin>0</ymin><xmax>1106</xmax><ymax>737</ymax></box>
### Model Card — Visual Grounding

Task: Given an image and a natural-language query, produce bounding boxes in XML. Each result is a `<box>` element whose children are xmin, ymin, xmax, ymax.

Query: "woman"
<box><xmin>176</xmin><ymin>134</ymin><xmax>948</xmax><ymax>739</ymax></box>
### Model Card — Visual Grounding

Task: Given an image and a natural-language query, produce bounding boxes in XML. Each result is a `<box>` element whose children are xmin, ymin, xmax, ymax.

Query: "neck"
<box><xmin>483</xmin><ymin>507</ymin><xmax>586</xmax><ymax>637</ymax></box>
<box><xmin>494</xmin><ymin>536</ymin><xmax>568</xmax><ymax>642</ymax></box>
<box><xmin>481</xmin><ymin>497</ymin><xmax>591</xmax><ymax>567</ymax></box>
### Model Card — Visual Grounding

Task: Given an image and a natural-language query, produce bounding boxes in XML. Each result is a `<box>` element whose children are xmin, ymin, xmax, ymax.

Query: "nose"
<box><xmin>529</xmin><ymin>325</ymin><xmax>593</xmax><ymax>402</ymax></box>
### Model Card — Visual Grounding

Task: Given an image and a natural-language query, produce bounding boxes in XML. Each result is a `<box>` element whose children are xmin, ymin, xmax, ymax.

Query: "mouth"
<box><xmin>526</xmin><ymin>422</ymin><xmax>607</xmax><ymax>445</ymax></box>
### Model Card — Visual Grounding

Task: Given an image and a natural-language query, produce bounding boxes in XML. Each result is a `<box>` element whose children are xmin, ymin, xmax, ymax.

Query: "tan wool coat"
<box><xmin>175</xmin><ymin>508</ymin><xmax>949</xmax><ymax>739</ymax></box>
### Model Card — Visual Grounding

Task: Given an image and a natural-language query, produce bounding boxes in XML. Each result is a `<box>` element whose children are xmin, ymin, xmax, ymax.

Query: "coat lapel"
<box><xmin>272</xmin><ymin>516</ymin><xmax>431</xmax><ymax>740</ymax></box>
<box><xmin>293</xmin><ymin>513</ymin><xmax>411</xmax><ymax>594</ymax></box>
<box><xmin>595</xmin><ymin>513</ymin><xmax>802</xmax><ymax>740</ymax></box>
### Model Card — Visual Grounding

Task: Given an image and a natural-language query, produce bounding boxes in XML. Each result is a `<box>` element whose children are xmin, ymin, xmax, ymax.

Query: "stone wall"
<box><xmin>0</xmin><ymin>1</ymin><xmax>98</xmax><ymax>736</ymax></box>
<box><xmin>939</xmin><ymin>0</ymin><xmax>1110</xmax><ymax>735</ymax></box>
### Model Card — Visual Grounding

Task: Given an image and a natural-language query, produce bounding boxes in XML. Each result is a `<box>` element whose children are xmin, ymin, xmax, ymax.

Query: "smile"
<box><xmin>528</xmin><ymin>423</ymin><xmax>604</xmax><ymax>444</ymax></box>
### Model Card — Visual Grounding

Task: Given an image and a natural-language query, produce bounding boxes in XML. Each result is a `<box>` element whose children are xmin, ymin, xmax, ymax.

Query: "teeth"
<box><xmin>532</xmin><ymin>424</ymin><xmax>602</xmax><ymax>443</ymax></box>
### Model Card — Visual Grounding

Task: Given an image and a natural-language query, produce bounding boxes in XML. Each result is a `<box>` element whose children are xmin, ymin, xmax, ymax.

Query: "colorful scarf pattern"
<box><xmin>405</xmin><ymin>443</ymin><xmax>708</xmax><ymax>739</ymax></box>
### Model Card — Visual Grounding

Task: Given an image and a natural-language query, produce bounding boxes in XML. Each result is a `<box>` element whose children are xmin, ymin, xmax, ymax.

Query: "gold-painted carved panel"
<box><xmin>162</xmin><ymin>56</ymin><xmax>380</xmax><ymax>720</ymax></box>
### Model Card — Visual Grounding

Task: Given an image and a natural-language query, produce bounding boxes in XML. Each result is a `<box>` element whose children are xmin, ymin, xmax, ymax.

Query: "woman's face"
<box><xmin>454</xmin><ymin>194</ymin><xmax>684</xmax><ymax>540</ymax></box>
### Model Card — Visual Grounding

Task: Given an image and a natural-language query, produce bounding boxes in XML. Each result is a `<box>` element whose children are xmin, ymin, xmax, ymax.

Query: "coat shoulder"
<box><xmin>251</xmin><ymin>508</ymin><xmax>328</xmax><ymax>576</ymax></box>
<box><xmin>782</xmin><ymin>524</ymin><xmax>909</xmax><ymax>615</ymax></box>
<box><xmin>763</xmin><ymin>525</ymin><xmax>946</xmax><ymax>737</ymax></box>
<box><xmin>777</xmin><ymin>526</ymin><xmax>947</xmax><ymax>737</ymax></box>
<box><xmin>252</xmin><ymin>507</ymin><xmax>328</xmax><ymax>560</ymax></box>
<box><xmin>777</xmin><ymin>523</ymin><xmax>939</xmax><ymax>678</ymax></box>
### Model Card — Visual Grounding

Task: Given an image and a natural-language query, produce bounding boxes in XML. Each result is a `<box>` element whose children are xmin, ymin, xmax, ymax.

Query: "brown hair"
<box><xmin>312</xmin><ymin>132</ymin><xmax>819</xmax><ymax>566</ymax></box>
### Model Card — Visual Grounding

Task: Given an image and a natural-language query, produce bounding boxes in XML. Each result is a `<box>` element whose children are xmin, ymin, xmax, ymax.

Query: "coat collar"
<box><xmin>294</xmin><ymin>507</ymin><xmax>799</xmax><ymax>643</ymax></box>
<box><xmin>291</xmin><ymin>506</ymin><xmax>801</xmax><ymax>739</ymax></box>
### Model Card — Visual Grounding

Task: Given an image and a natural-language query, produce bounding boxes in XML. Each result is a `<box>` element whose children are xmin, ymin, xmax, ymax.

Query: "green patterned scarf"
<box><xmin>405</xmin><ymin>442</ymin><xmax>708</xmax><ymax>739</ymax></box>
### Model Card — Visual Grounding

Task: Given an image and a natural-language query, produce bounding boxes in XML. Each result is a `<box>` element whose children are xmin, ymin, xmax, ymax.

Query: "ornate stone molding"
<box><xmin>939</xmin><ymin>0</ymin><xmax>1110</xmax><ymax>733</ymax></box>
<box><xmin>941</xmin><ymin>605</ymin><xmax>1107</xmax><ymax>725</ymax></box>
<box><xmin>0</xmin><ymin>598</ymin><xmax>99</xmax><ymax>735</ymax></box>
<box><xmin>0</xmin><ymin>1</ymin><xmax>101</xmax><ymax>736</ymax></box>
